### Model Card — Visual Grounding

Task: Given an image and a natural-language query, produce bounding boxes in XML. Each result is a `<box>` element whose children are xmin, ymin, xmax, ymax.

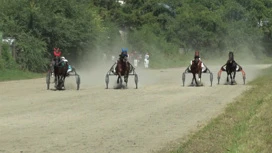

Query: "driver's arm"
<box><xmin>220</xmin><ymin>62</ymin><xmax>227</xmax><ymax>70</ymax></box>
<box><xmin>235</xmin><ymin>61</ymin><xmax>243</xmax><ymax>70</ymax></box>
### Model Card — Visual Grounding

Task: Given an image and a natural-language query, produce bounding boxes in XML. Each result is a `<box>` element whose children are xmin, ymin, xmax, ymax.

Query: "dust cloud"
<box><xmin>64</xmin><ymin>49</ymin><xmax>162</xmax><ymax>90</ymax></box>
<box><xmin>63</xmin><ymin>27</ymin><xmax>269</xmax><ymax>90</ymax></box>
<box><xmin>64</xmin><ymin>46</ymin><xmax>266</xmax><ymax>90</ymax></box>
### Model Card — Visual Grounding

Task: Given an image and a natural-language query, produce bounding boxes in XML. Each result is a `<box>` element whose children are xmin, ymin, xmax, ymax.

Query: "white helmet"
<box><xmin>61</xmin><ymin>56</ymin><xmax>65</xmax><ymax>59</ymax></box>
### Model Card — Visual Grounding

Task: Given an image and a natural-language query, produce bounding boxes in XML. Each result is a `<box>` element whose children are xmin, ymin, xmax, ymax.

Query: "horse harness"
<box><xmin>55</xmin><ymin>60</ymin><xmax>68</xmax><ymax>67</ymax></box>
<box><xmin>221</xmin><ymin>60</ymin><xmax>242</xmax><ymax>72</ymax></box>
<box><xmin>193</xmin><ymin>58</ymin><xmax>202</xmax><ymax>67</ymax></box>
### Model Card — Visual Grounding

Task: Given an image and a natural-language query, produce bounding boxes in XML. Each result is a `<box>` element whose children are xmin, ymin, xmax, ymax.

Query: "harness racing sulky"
<box><xmin>217</xmin><ymin>51</ymin><xmax>246</xmax><ymax>85</ymax></box>
<box><xmin>105</xmin><ymin>48</ymin><xmax>138</xmax><ymax>89</ymax></box>
<box><xmin>182</xmin><ymin>51</ymin><xmax>213</xmax><ymax>87</ymax></box>
<box><xmin>46</xmin><ymin>57</ymin><xmax>80</xmax><ymax>90</ymax></box>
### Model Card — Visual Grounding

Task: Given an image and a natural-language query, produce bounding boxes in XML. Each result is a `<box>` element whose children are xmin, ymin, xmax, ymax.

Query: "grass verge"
<box><xmin>169</xmin><ymin>66</ymin><xmax>272</xmax><ymax>153</ymax></box>
<box><xmin>0</xmin><ymin>69</ymin><xmax>44</xmax><ymax>82</ymax></box>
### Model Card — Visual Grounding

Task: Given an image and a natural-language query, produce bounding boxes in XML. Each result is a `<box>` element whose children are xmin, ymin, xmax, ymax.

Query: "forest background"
<box><xmin>0</xmin><ymin>0</ymin><xmax>271</xmax><ymax>72</ymax></box>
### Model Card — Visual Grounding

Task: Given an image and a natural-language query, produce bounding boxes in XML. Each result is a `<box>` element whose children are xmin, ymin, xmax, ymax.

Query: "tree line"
<box><xmin>0</xmin><ymin>0</ymin><xmax>271</xmax><ymax>72</ymax></box>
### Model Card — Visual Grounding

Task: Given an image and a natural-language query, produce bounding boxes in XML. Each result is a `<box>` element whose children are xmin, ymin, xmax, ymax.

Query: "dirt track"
<box><xmin>0</xmin><ymin>64</ymin><xmax>270</xmax><ymax>153</ymax></box>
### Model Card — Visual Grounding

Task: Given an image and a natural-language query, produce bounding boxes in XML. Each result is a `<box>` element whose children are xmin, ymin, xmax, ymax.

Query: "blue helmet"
<box><xmin>121</xmin><ymin>48</ymin><xmax>128</xmax><ymax>52</ymax></box>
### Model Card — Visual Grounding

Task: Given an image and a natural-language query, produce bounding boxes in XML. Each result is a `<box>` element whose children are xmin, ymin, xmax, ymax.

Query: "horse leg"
<box><xmin>55</xmin><ymin>75</ymin><xmax>59</xmax><ymax>88</ymax></box>
<box><xmin>198</xmin><ymin>71</ymin><xmax>202</xmax><ymax>84</ymax></box>
<box><xmin>60</xmin><ymin>75</ymin><xmax>64</xmax><ymax>89</ymax></box>
<box><xmin>193</xmin><ymin>73</ymin><xmax>198</xmax><ymax>86</ymax></box>
<box><xmin>191</xmin><ymin>75</ymin><xmax>194</xmax><ymax>85</ymax></box>
<box><xmin>230</xmin><ymin>72</ymin><xmax>234</xmax><ymax>84</ymax></box>
<box><xmin>117</xmin><ymin>71</ymin><xmax>122</xmax><ymax>85</ymax></box>
<box><xmin>54</xmin><ymin>69</ymin><xmax>57</xmax><ymax>83</ymax></box>
<box><xmin>58</xmin><ymin>76</ymin><xmax>63</xmax><ymax>89</ymax></box>
<box><xmin>233</xmin><ymin>71</ymin><xmax>236</xmax><ymax>83</ymax></box>
<box><xmin>62</xmin><ymin>76</ymin><xmax>66</xmax><ymax>89</ymax></box>
<box><xmin>117</xmin><ymin>76</ymin><xmax>120</xmax><ymax>84</ymax></box>
<box><xmin>124</xmin><ymin>74</ymin><xmax>128</xmax><ymax>87</ymax></box>
<box><xmin>124</xmin><ymin>70</ymin><xmax>128</xmax><ymax>84</ymax></box>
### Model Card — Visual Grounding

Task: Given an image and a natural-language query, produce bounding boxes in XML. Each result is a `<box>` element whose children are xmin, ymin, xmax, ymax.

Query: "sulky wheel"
<box><xmin>182</xmin><ymin>72</ymin><xmax>186</xmax><ymax>86</ymax></box>
<box><xmin>134</xmin><ymin>74</ymin><xmax>138</xmax><ymax>89</ymax></box>
<box><xmin>210</xmin><ymin>73</ymin><xmax>213</xmax><ymax>87</ymax></box>
<box><xmin>46</xmin><ymin>71</ymin><xmax>51</xmax><ymax>90</ymax></box>
<box><xmin>75</xmin><ymin>74</ymin><xmax>80</xmax><ymax>90</ymax></box>
<box><xmin>105</xmin><ymin>74</ymin><xmax>109</xmax><ymax>89</ymax></box>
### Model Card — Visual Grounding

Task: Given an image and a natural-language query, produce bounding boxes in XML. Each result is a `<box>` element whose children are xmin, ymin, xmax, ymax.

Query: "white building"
<box><xmin>2</xmin><ymin>37</ymin><xmax>15</xmax><ymax>45</ymax></box>
<box><xmin>118</xmin><ymin>0</ymin><xmax>125</xmax><ymax>5</ymax></box>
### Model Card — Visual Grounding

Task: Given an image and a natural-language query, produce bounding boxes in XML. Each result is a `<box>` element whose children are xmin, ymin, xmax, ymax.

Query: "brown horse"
<box><xmin>54</xmin><ymin>61</ymin><xmax>68</xmax><ymax>90</ymax></box>
<box><xmin>190</xmin><ymin>58</ymin><xmax>203</xmax><ymax>86</ymax></box>
<box><xmin>115</xmin><ymin>58</ymin><xmax>131</xmax><ymax>87</ymax></box>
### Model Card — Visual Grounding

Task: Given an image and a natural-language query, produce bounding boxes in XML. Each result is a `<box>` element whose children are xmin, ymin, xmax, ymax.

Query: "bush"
<box><xmin>16</xmin><ymin>33</ymin><xmax>49</xmax><ymax>72</ymax></box>
<box><xmin>0</xmin><ymin>58</ymin><xmax>4</xmax><ymax>70</ymax></box>
<box><xmin>0</xmin><ymin>43</ymin><xmax>18</xmax><ymax>69</ymax></box>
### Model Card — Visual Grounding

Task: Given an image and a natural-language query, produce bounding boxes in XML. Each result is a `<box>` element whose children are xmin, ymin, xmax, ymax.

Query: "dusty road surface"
<box><xmin>0</xmin><ymin>64</ymin><xmax>270</xmax><ymax>153</ymax></box>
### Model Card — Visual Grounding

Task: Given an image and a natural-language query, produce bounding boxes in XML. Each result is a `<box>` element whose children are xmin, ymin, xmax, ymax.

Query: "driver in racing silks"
<box><xmin>119</xmin><ymin>48</ymin><xmax>128</xmax><ymax>61</ymax></box>
<box><xmin>51</xmin><ymin>47</ymin><xmax>62</xmax><ymax>76</ymax></box>
<box><xmin>186</xmin><ymin>50</ymin><xmax>207</xmax><ymax>73</ymax></box>
<box><xmin>60</xmin><ymin>56</ymin><xmax>73</xmax><ymax>73</ymax></box>
<box><xmin>118</xmin><ymin>48</ymin><xmax>131</xmax><ymax>66</ymax></box>
<box><xmin>53</xmin><ymin>56</ymin><xmax>73</xmax><ymax>82</ymax></box>
<box><xmin>50</xmin><ymin>47</ymin><xmax>72</xmax><ymax>77</ymax></box>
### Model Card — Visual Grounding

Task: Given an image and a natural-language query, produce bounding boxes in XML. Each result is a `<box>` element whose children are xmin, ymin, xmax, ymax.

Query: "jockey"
<box><xmin>189</xmin><ymin>51</ymin><xmax>207</xmax><ymax>72</ymax></box>
<box><xmin>51</xmin><ymin>47</ymin><xmax>62</xmax><ymax>76</ymax></box>
<box><xmin>53</xmin><ymin>47</ymin><xmax>62</xmax><ymax>63</ymax></box>
<box><xmin>60</xmin><ymin>56</ymin><xmax>72</xmax><ymax>73</ymax></box>
<box><xmin>116</xmin><ymin>48</ymin><xmax>131</xmax><ymax>70</ymax></box>
<box><xmin>60</xmin><ymin>56</ymin><xmax>67</xmax><ymax>63</ymax></box>
<box><xmin>119</xmin><ymin>48</ymin><xmax>128</xmax><ymax>61</ymax></box>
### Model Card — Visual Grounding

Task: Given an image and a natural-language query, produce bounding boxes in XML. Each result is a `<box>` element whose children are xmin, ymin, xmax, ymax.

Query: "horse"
<box><xmin>190</xmin><ymin>58</ymin><xmax>203</xmax><ymax>86</ymax></box>
<box><xmin>54</xmin><ymin>60</ymin><xmax>69</xmax><ymax>90</ymax></box>
<box><xmin>225</xmin><ymin>52</ymin><xmax>238</xmax><ymax>84</ymax></box>
<box><xmin>217</xmin><ymin>51</ymin><xmax>246</xmax><ymax>85</ymax></box>
<box><xmin>218</xmin><ymin>51</ymin><xmax>239</xmax><ymax>85</ymax></box>
<box><xmin>115</xmin><ymin>58</ymin><xmax>131</xmax><ymax>88</ymax></box>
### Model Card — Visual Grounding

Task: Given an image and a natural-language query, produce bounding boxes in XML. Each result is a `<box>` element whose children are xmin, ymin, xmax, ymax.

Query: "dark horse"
<box><xmin>54</xmin><ymin>60</ymin><xmax>68</xmax><ymax>90</ymax></box>
<box><xmin>115</xmin><ymin>58</ymin><xmax>131</xmax><ymax>88</ymax></box>
<box><xmin>190</xmin><ymin>58</ymin><xmax>203</xmax><ymax>86</ymax></box>
<box><xmin>220</xmin><ymin>52</ymin><xmax>240</xmax><ymax>84</ymax></box>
